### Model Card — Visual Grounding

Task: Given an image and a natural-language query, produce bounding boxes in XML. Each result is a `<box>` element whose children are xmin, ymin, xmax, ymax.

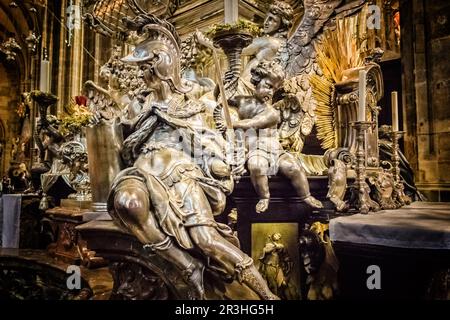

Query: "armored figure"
<box><xmin>230</xmin><ymin>60</ymin><xmax>322</xmax><ymax>213</ymax></box>
<box><xmin>107</xmin><ymin>16</ymin><xmax>277</xmax><ymax>300</ymax></box>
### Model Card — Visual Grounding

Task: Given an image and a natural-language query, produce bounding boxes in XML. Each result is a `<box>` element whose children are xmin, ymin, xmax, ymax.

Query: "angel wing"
<box><xmin>84</xmin><ymin>80</ymin><xmax>123</xmax><ymax>122</ymax></box>
<box><xmin>83</xmin><ymin>42</ymin><xmax>147</xmax><ymax>122</ymax></box>
<box><xmin>276</xmin><ymin>0</ymin><xmax>372</xmax><ymax>151</ymax></box>
<box><xmin>277</xmin><ymin>0</ymin><xmax>343</xmax><ymax>78</ymax></box>
<box><xmin>274</xmin><ymin>76</ymin><xmax>316</xmax><ymax>154</ymax></box>
<box><xmin>273</xmin><ymin>1</ymin><xmax>343</xmax><ymax>153</ymax></box>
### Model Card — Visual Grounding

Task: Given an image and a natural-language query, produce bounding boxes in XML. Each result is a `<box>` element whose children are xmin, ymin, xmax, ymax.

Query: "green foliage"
<box><xmin>205</xmin><ymin>19</ymin><xmax>262</xmax><ymax>39</ymax></box>
<box><xmin>59</xmin><ymin>107</ymin><xmax>92</xmax><ymax>137</ymax></box>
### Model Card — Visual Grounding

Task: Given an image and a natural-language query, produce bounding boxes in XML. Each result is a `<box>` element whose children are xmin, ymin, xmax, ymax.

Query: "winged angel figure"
<box><xmin>205</xmin><ymin>0</ymin><xmax>355</xmax><ymax>211</ymax></box>
<box><xmin>277</xmin><ymin>0</ymin><xmax>386</xmax><ymax>213</ymax></box>
<box><xmin>272</xmin><ymin>0</ymin><xmax>344</xmax><ymax>156</ymax></box>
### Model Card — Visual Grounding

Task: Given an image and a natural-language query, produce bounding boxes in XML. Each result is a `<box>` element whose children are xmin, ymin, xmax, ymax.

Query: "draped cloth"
<box><xmin>0</xmin><ymin>194</ymin><xmax>22</xmax><ymax>248</ymax></box>
<box><xmin>330</xmin><ymin>202</ymin><xmax>450</xmax><ymax>249</ymax></box>
<box><xmin>108</xmin><ymin>166</ymin><xmax>238</xmax><ymax>250</ymax></box>
<box><xmin>108</xmin><ymin>104</ymin><xmax>238</xmax><ymax>251</ymax></box>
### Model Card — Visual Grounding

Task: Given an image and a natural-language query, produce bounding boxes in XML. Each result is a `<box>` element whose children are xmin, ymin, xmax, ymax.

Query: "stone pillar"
<box><xmin>401</xmin><ymin>0</ymin><xmax>450</xmax><ymax>201</ymax></box>
<box><xmin>69</xmin><ymin>0</ymin><xmax>84</xmax><ymax>100</ymax></box>
<box><xmin>56</xmin><ymin>0</ymin><xmax>84</xmax><ymax>113</ymax></box>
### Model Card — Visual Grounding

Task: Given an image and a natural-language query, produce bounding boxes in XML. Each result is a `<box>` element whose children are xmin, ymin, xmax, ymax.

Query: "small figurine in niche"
<box><xmin>230</xmin><ymin>60</ymin><xmax>323</xmax><ymax>213</ymax></box>
<box><xmin>258</xmin><ymin>232</ymin><xmax>299</xmax><ymax>300</ymax></box>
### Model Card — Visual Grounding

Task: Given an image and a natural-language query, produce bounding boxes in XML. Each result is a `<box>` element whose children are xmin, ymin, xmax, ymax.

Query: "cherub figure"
<box><xmin>230</xmin><ymin>60</ymin><xmax>322</xmax><ymax>213</ymax></box>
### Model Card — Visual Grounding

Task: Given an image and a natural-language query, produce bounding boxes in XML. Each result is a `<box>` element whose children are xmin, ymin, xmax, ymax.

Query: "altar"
<box><xmin>330</xmin><ymin>202</ymin><xmax>450</xmax><ymax>299</ymax></box>
<box><xmin>0</xmin><ymin>194</ymin><xmax>44</xmax><ymax>249</ymax></box>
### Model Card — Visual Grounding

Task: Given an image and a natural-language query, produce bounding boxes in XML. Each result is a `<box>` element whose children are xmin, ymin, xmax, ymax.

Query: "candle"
<box><xmin>224</xmin><ymin>0</ymin><xmax>239</xmax><ymax>23</ymax></box>
<box><xmin>358</xmin><ymin>70</ymin><xmax>366</xmax><ymax>122</ymax></box>
<box><xmin>391</xmin><ymin>91</ymin><xmax>399</xmax><ymax>132</ymax></box>
<box><xmin>39</xmin><ymin>60</ymin><xmax>50</xmax><ymax>92</ymax></box>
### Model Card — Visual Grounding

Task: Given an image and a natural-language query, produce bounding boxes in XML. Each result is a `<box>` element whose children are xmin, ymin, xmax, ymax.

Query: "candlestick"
<box><xmin>358</xmin><ymin>70</ymin><xmax>366</xmax><ymax>122</ymax></box>
<box><xmin>388</xmin><ymin>130</ymin><xmax>412</xmax><ymax>207</ymax></box>
<box><xmin>349</xmin><ymin>121</ymin><xmax>380</xmax><ymax>214</ymax></box>
<box><xmin>391</xmin><ymin>91</ymin><xmax>399</xmax><ymax>132</ymax></box>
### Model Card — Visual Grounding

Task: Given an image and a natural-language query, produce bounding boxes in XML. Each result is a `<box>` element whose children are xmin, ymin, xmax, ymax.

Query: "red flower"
<box><xmin>75</xmin><ymin>95</ymin><xmax>87</xmax><ymax>106</ymax></box>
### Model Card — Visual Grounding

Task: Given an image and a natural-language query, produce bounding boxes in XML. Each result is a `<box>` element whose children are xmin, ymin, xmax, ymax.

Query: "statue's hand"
<box><xmin>87</xmin><ymin>111</ymin><xmax>102</xmax><ymax>126</ymax></box>
<box><xmin>231</xmin><ymin>155</ymin><xmax>246</xmax><ymax>178</ymax></box>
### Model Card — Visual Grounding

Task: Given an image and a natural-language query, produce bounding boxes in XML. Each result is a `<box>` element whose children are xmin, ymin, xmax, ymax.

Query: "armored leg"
<box><xmin>189</xmin><ymin>225</ymin><xmax>278</xmax><ymax>300</ymax></box>
<box><xmin>237</xmin><ymin>259</ymin><xmax>280</xmax><ymax>300</ymax></box>
<box><xmin>112</xmin><ymin>179</ymin><xmax>205</xmax><ymax>299</ymax></box>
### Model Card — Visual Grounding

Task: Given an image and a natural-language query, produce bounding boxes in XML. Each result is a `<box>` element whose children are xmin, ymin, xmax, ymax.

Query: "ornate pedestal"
<box><xmin>77</xmin><ymin>221</ymin><xmax>260</xmax><ymax>300</ymax></box>
<box><xmin>231</xmin><ymin>175</ymin><xmax>330</xmax><ymax>299</ymax></box>
<box><xmin>232</xmin><ymin>176</ymin><xmax>329</xmax><ymax>253</ymax></box>
<box><xmin>45</xmin><ymin>202</ymin><xmax>109</xmax><ymax>268</ymax></box>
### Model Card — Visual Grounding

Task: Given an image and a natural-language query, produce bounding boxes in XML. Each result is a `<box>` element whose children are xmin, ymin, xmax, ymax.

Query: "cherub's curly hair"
<box><xmin>268</xmin><ymin>1</ymin><xmax>294</xmax><ymax>32</ymax></box>
<box><xmin>250</xmin><ymin>60</ymin><xmax>285</xmax><ymax>88</ymax></box>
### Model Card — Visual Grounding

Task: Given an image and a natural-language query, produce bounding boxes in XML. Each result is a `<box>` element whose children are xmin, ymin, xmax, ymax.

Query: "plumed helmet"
<box><xmin>121</xmin><ymin>16</ymin><xmax>191</xmax><ymax>94</ymax></box>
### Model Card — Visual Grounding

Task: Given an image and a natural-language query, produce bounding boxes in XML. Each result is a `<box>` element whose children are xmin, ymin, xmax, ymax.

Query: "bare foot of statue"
<box><xmin>303</xmin><ymin>196</ymin><xmax>323</xmax><ymax>209</ymax></box>
<box><xmin>255</xmin><ymin>199</ymin><xmax>269</xmax><ymax>213</ymax></box>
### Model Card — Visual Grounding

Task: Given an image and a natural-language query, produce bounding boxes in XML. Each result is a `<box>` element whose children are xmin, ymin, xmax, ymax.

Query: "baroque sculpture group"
<box><xmin>4</xmin><ymin>0</ymin><xmax>415</xmax><ymax>300</ymax></box>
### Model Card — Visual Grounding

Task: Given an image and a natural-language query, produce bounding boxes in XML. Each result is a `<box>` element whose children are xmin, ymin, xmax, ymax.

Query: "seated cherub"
<box><xmin>229</xmin><ymin>60</ymin><xmax>322</xmax><ymax>213</ymax></box>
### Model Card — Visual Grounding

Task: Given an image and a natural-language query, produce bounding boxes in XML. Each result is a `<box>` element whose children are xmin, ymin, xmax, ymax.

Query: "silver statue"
<box><xmin>230</xmin><ymin>60</ymin><xmax>322</xmax><ymax>213</ymax></box>
<box><xmin>240</xmin><ymin>1</ymin><xmax>294</xmax><ymax>95</ymax></box>
<box><xmin>60</xmin><ymin>141</ymin><xmax>91</xmax><ymax>201</ymax></box>
<box><xmin>0</xmin><ymin>37</ymin><xmax>22</xmax><ymax>61</ymax></box>
<box><xmin>107</xmin><ymin>15</ymin><xmax>278</xmax><ymax>300</ymax></box>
